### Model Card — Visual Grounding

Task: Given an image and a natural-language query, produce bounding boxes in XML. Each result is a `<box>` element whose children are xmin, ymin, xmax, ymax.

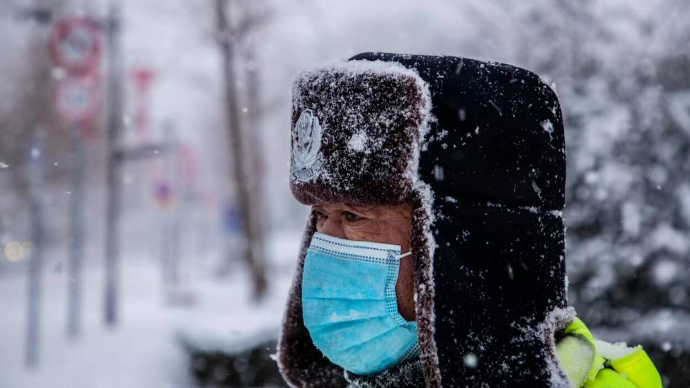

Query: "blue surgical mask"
<box><xmin>301</xmin><ymin>232</ymin><xmax>419</xmax><ymax>376</ymax></box>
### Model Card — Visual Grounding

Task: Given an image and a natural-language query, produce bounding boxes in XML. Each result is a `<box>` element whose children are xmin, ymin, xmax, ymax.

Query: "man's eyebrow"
<box><xmin>345</xmin><ymin>204</ymin><xmax>375</xmax><ymax>214</ymax></box>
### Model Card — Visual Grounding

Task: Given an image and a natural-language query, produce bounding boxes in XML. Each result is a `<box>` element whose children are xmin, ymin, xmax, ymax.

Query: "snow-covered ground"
<box><xmin>0</xmin><ymin>233</ymin><xmax>299</xmax><ymax>388</ymax></box>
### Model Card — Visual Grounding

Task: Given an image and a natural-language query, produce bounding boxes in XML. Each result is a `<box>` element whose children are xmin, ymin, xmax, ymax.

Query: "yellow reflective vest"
<box><xmin>556</xmin><ymin>318</ymin><xmax>663</xmax><ymax>388</ymax></box>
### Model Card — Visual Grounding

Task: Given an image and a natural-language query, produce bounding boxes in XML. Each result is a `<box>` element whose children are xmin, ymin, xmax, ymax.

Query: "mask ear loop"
<box><xmin>397</xmin><ymin>251</ymin><xmax>412</xmax><ymax>259</ymax></box>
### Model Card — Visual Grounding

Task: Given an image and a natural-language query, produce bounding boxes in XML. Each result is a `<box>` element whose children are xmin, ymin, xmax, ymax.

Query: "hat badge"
<box><xmin>291</xmin><ymin>109</ymin><xmax>325</xmax><ymax>182</ymax></box>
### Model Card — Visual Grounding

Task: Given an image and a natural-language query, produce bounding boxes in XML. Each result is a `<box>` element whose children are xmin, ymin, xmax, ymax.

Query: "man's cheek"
<box><xmin>343</xmin><ymin>227</ymin><xmax>371</xmax><ymax>241</ymax></box>
<box><xmin>345</xmin><ymin>222</ymin><xmax>381</xmax><ymax>239</ymax></box>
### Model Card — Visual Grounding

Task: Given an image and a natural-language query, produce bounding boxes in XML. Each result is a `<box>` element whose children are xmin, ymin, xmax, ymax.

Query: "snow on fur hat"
<box><xmin>279</xmin><ymin>53</ymin><xmax>571</xmax><ymax>388</ymax></box>
<box><xmin>289</xmin><ymin>59</ymin><xmax>432</xmax><ymax>205</ymax></box>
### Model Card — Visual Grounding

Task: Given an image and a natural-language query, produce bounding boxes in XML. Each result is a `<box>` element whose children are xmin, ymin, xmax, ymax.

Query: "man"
<box><xmin>277</xmin><ymin>53</ymin><xmax>662</xmax><ymax>388</ymax></box>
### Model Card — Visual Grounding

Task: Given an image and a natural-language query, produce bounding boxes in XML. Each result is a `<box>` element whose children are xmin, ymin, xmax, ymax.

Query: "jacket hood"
<box><xmin>278</xmin><ymin>52</ymin><xmax>573</xmax><ymax>388</ymax></box>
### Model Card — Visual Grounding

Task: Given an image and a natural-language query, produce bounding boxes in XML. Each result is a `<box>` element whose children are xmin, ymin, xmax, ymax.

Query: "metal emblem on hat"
<box><xmin>291</xmin><ymin>109</ymin><xmax>325</xmax><ymax>182</ymax></box>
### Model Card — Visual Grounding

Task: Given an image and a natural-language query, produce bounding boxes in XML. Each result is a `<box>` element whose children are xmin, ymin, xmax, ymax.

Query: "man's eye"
<box><xmin>313</xmin><ymin>211</ymin><xmax>327</xmax><ymax>220</ymax></box>
<box><xmin>344</xmin><ymin>212</ymin><xmax>362</xmax><ymax>223</ymax></box>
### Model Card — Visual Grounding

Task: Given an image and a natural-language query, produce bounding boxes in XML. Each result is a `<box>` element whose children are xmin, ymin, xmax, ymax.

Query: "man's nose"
<box><xmin>318</xmin><ymin>218</ymin><xmax>347</xmax><ymax>239</ymax></box>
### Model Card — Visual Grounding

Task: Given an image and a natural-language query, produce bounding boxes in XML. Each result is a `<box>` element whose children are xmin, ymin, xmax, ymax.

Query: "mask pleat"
<box><xmin>326</xmin><ymin>324</ymin><xmax>418</xmax><ymax>375</ymax></box>
<box><xmin>303</xmin><ymin>251</ymin><xmax>389</xmax><ymax>300</ymax></box>
<box><xmin>302</xmin><ymin>298</ymin><xmax>388</xmax><ymax>327</ymax></box>
<box><xmin>311</xmin><ymin>315</ymin><xmax>406</xmax><ymax>351</ymax></box>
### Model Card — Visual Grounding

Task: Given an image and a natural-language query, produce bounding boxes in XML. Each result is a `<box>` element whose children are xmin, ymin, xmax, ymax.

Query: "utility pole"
<box><xmin>25</xmin><ymin>137</ymin><xmax>45</xmax><ymax>368</ymax></box>
<box><xmin>104</xmin><ymin>3</ymin><xmax>123</xmax><ymax>326</ymax></box>
<box><xmin>102</xmin><ymin>3</ymin><xmax>168</xmax><ymax>322</ymax></box>
<box><xmin>215</xmin><ymin>0</ymin><xmax>267</xmax><ymax>299</ymax></box>
<box><xmin>66</xmin><ymin>122</ymin><xmax>85</xmax><ymax>338</ymax></box>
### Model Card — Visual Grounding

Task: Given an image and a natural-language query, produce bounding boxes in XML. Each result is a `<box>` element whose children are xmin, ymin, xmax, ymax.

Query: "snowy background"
<box><xmin>1</xmin><ymin>0</ymin><xmax>689</xmax><ymax>387</ymax></box>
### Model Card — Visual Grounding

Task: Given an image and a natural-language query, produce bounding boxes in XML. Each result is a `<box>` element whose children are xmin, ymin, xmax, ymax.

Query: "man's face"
<box><xmin>311</xmin><ymin>203</ymin><xmax>416</xmax><ymax>321</ymax></box>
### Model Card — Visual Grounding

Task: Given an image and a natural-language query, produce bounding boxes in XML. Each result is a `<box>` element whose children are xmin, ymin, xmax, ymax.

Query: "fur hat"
<box><xmin>279</xmin><ymin>53</ymin><xmax>572</xmax><ymax>388</ymax></box>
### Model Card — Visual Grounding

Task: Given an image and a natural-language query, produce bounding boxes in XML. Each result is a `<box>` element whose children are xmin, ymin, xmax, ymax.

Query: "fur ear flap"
<box><xmin>276</xmin><ymin>215</ymin><xmax>348</xmax><ymax>388</ymax></box>
<box><xmin>409</xmin><ymin>184</ymin><xmax>442</xmax><ymax>388</ymax></box>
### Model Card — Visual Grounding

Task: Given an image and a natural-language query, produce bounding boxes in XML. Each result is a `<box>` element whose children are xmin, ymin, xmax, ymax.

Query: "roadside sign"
<box><xmin>130</xmin><ymin>68</ymin><xmax>156</xmax><ymax>137</ymax></box>
<box><xmin>50</xmin><ymin>17</ymin><xmax>102</xmax><ymax>75</ymax></box>
<box><xmin>54</xmin><ymin>76</ymin><xmax>101</xmax><ymax>124</ymax></box>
